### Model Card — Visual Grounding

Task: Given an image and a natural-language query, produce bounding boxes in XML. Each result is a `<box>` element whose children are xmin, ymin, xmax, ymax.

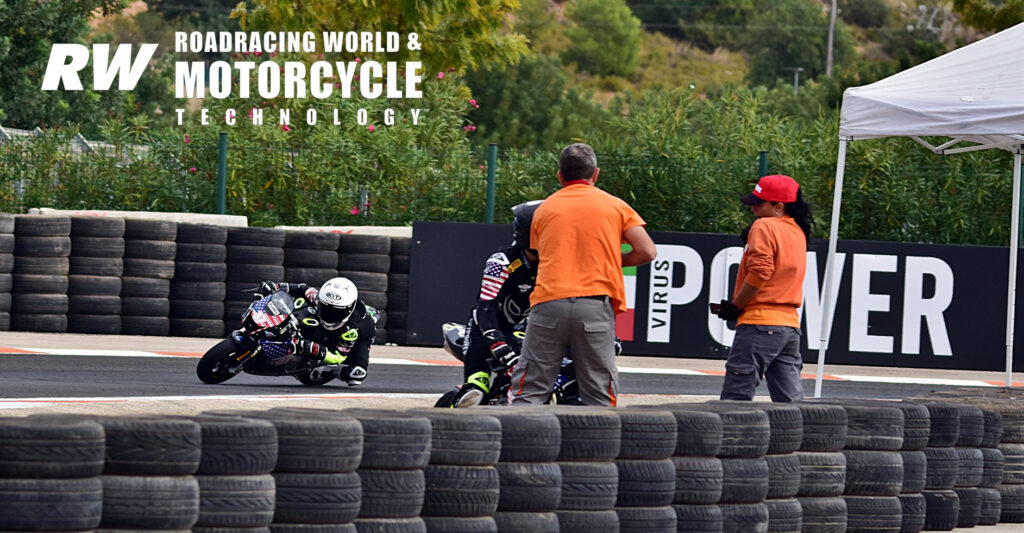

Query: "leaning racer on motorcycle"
<box><xmin>447</xmin><ymin>200</ymin><xmax>544</xmax><ymax>408</ymax></box>
<box><xmin>250</xmin><ymin>276</ymin><xmax>379</xmax><ymax>386</ymax></box>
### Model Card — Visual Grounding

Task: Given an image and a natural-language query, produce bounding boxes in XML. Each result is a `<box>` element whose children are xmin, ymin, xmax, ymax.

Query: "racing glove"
<box><xmin>715</xmin><ymin>299</ymin><xmax>743</xmax><ymax>322</ymax></box>
<box><xmin>291</xmin><ymin>338</ymin><xmax>323</xmax><ymax>358</ymax></box>
<box><xmin>252</xmin><ymin>280</ymin><xmax>281</xmax><ymax>298</ymax></box>
<box><xmin>490</xmin><ymin>341</ymin><xmax>519</xmax><ymax>368</ymax></box>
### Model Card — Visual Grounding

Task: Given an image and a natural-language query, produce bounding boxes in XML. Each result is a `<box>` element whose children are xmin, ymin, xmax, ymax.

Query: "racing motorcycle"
<box><xmin>433</xmin><ymin>321</ymin><xmax>583</xmax><ymax>407</ymax></box>
<box><xmin>196</xmin><ymin>289</ymin><xmax>336</xmax><ymax>386</ymax></box>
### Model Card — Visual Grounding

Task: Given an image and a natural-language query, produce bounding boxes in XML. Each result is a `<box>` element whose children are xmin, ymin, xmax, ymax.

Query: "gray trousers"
<box><xmin>720</xmin><ymin>324</ymin><xmax>804</xmax><ymax>402</ymax></box>
<box><xmin>508</xmin><ymin>296</ymin><xmax>618</xmax><ymax>406</ymax></box>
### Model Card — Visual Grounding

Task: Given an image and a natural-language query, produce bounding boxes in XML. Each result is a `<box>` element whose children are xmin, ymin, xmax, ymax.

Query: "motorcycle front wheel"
<box><xmin>197</xmin><ymin>338</ymin><xmax>249</xmax><ymax>384</ymax></box>
<box><xmin>294</xmin><ymin>369</ymin><xmax>335</xmax><ymax>386</ymax></box>
<box><xmin>434</xmin><ymin>388</ymin><xmax>459</xmax><ymax>408</ymax></box>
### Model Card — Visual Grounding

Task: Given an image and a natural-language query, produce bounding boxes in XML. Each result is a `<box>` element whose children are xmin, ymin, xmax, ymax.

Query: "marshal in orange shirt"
<box><xmin>734</xmin><ymin>215</ymin><xmax>807</xmax><ymax>328</ymax></box>
<box><xmin>529</xmin><ymin>183</ymin><xmax>646</xmax><ymax>314</ymax></box>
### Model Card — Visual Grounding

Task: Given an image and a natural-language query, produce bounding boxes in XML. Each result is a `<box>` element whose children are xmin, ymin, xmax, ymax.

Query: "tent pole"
<box><xmin>1007</xmin><ymin>151</ymin><xmax>1022</xmax><ymax>387</ymax></box>
<box><xmin>815</xmin><ymin>138</ymin><xmax>848</xmax><ymax>398</ymax></box>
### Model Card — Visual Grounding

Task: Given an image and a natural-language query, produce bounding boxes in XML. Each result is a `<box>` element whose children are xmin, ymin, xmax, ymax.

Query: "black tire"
<box><xmin>336</xmin><ymin>410</ymin><xmax>431</xmax><ymax>470</ymax></box>
<box><xmin>390</xmin><ymin>254</ymin><xmax>410</xmax><ymax>274</ymax></box>
<box><xmin>361</xmin><ymin>290</ymin><xmax>387</xmax><ymax>310</ymax></box>
<box><xmin>178</xmin><ymin>223</ymin><xmax>228</xmax><ymax>244</ymax></box>
<box><xmin>479</xmin><ymin>410</ymin><xmax>561</xmax><ymax>463</ymax></box>
<box><xmin>227</xmin><ymin>245</ymin><xmax>285</xmax><ymax>264</ymax></box>
<box><xmin>0</xmin><ymin>212</ymin><xmax>10</xmax><ymax>233</ymax></box>
<box><xmin>405</xmin><ymin>409</ymin><xmax>502</xmax><ymax>466</ymax></box>
<box><xmin>121</xmin><ymin>296</ymin><xmax>171</xmax><ymax>316</ymax></box>
<box><xmin>907</xmin><ymin>401</ymin><xmax>959</xmax><ymax>448</ymax></box>
<box><xmin>228</xmin><ymin>227</ymin><xmax>286</xmax><ymax>247</ymax></box>
<box><xmin>338</xmin><ymin>270</ymin><xmax>388</xmax><ymax>292</ymax></box>
<box><xmin>924</xmin><ymin>447</ymin><xmax>958</xmax><ymax>490</ymax></box>
<box><xmin>901</xmin><ymin>450</ymin><xmax>928</xmax><ymax>493</ymax></box>
<box><xmin>390</xmin><ymin>236</ymin><xmax>411</xmax><ymax>255</ymax></box>
<box><xmin>356</xmin><ymin>468</ymin><xmax>426</xmax><ymax>519</ymax></box>
<box><xmin>548</xmin><ymin>407</ymin><xmax>621</xmax><ymax>461</ymax></box>
<box><xmin>388</xmin><ymin>272</ymin><xmax>409</xmax><ymax>291</ymax></box>
<box><xmin>339</xmin><ymin>253</ymin><xmax>391</xmax><ymax>273</ymax></box>
<box><xmin>844</xmin><ymin>495</ymin><xmax>901</xmax><ymax>532</ymax></box>
<box><xmin>795</xmin><ymin>404</ymin><xmax>847</xmax><ymax>452</ymax></box>
<box><xmin>14</xmin><ymin>215</ymin><xmax>71</xmax><ymax>236</ymax></box>
<box><xmin>422</xmin><ymin>464</ymin><xmax>500</xmax><ymax>517</ymax></box>
<box><xmin>842</xmin><ymin>450</ymin><xmax>903</xmax><ymax>496</ymax></box>
<box><xmin>228</xmin><ymin>263</ymin><xmax>286</xmax><ymax>282</ymax></box>
<box><xmin>69</xmin><ymin>313</ymin><xmax>121</xmax><ymax>334</ymax></box>
<box><xmin>978</xmin><ymin>487</ymin><xmax>1001</xmax><ymax>526</ymax></box>
<box><xmin>354</xmin><ymin>517</ymin><xmax>426</xmax><ymax>533</ymax></box>
<box><xmin>616</xmin><ymin>409</ymin><xmax>677</xmax><ymax>460</ymax></box>
<box><xmin>170</xmin><ymin>280</ymin><xmax>226</xmax><ymax>301</ymax></box>
<box><xmin>796</xmin><ymin>451</ymin><xmax>846</xmax><ymax>498</ymax></box>
<box><xmin>764</xmin><ymin>498</ymin><xmax>801</xmax><ymax>533</ymax></box>
<box><xmin>15</xmin><ymin>255</ymin><xmax>69</xmax><ymax>274</ymax></box>
<box><xmin>556</xmin><ymin>509</ymin><xmax>619</xmax><ymax>533</ymax></box>
<box><xmin>195</xmin><ymin>474</ymin><xmax>275</xmax><ymax>527</ymax></box>
<box><xmin>191</xmin><ymin>415</ymin><xmax>279</xmax><ymax>475</ymax></box>
<box><xmin>10</xmin><ymin>312</ymin><xmax>67</xmax><ymax>332</ymax></box>
<box><xmin>0</xmin><ymin>234</ymin><xmax>11</xmax><ymax>254</ymax></box>
<box><xmin>616</xmin><ymin>505</ymin><xmax>676</xmax><ymax>533</ymax></box>
<box><xmin>387</xmin><ymin>328</ymin><xmax>407</xmax><ymax>345</ymax></box>
<box><xmin>69</xmin><ymin>294</ymin><xmax>120</xmax><ymax>314</ymax></box>
<box><xmin>387</xmin><ymin>288</ymin><xmax>409</xmax><ymax>312</ymax></box>
<box><xmin>982</xmin><ymin>447</ymin><xmax>1004</xmax><ymax>488</ymax></box>
<box><xmin>954</xmin><ymin>486</ymin><xmax>981</xmax><ymax>528</ymax></box>
<box><xmin>124</xmin><ymin>219</ymin><xmax>177</xmax><ymax>240</ymax></box>
<box><xmin>11</xmin><ymin>293</ymin><xmax>68</xmax><ymax>313</ymax></box>
<box><xmin>899</xmin><ymin>492</ymin><xmax>926</xmax><ymax>533</ymax></box>
<box><xmin>271</xmin><ymin>525</ymin><xmax>356</xmax><ymax>533</ymax></box>
<box><xmin>389</xmin><ymin>311</ymin><xmax>408</xmax><ymax>329</ymax></box>
<box><xmin>0</xmin><ymin>477</ymin><xmax>102</xmax><ymax>531</ymax></box>
<box><xmin>121</xmin><ymin>315</ymin><xmax>170</xmax><ymax>335</ymax></box>
<box><xmin>284</xmin><ymin>248</ymin><xmax>339</xmax><ymax>268</ymax></box>
<box><xmin>707</xmin><ymin>401</ymin><xmax>803</xmax><ymax>456</ymax></box>
<box><xmin>176</xmin><ymin>243</ymin><xmax>227</xmax><ymax>263</ymax></box>
<box><xmin>124</xmin><ymin>238</ymin><xmax>177</xmax><ymax>260</ymax></box>
<box><xmin>232</xmin><ymin>410</ymin><xmax>364</xmax><ymax>473</ymax></box>
<box><xmin>71</xmin><ymin>216</ymin><xmax>125</xmax><ymax>237</ymax></box>
<box><xmin>922</xmin><ymin>489</ymin><xmax>959</xmax><ymax>530</ymax></box>
<box><xmin>421</xmin><ymin>516</ymin><xmax>497</xmax><ymax>533</ymax></box>
<box><xmin>121</xmin><ymin>276</ymin><xmax>170</xmax><ymax>297</ymax></box>
<box><xmin>720</xmin><ymin>457</ymin><xmax>769</xmax><ymax>504</ymax></box>
<box><xmin>285</xmin><ymin>267</ymin><xmax>338</xmax><ymax>287</ymax></box>
<box><xmin>693</xmin><ymin>404</ymin><xmax>771</xmax><ymax>458</ymax></box>
<box><xmin>493</xmin><ymin>511</ymin><xmax>559</xmax><ymax>533</ymax></box>
<box><xmin>766</xmin><ymin>453</ymin><xmax>802</xmax><ymax>499</ymax></box>
<box><xmin>981</xmin><ymin>407</ymin><xmax>1005</xmax><ymax>448</ymax></box>
<box><xmin>70</xmin><ymin>236</ymin><xmax>125</xmax><ymax>257</ymax></box>
<box><xmin>339</xmin><ymin>234</ymin><xmax>391</xmax><ymax>254</ymax></box>
<box><xmin>640</xmin><ymin>405</ymin><xmax>725</xmax><ymax>457</ymax></box>
<box><xmin>285</xmin><ymin>231</ymin><xmax>341</xmax><ymax>250</ymax></box>
<box><xmin>955</xmin><ymin>446</ymin><xmax>984</xmax><ymax>487</ymax></box>
<box><xmin>558</xmin><ymin>461</ymin><xmax>618</xmax><ymax>511</ymax></box>
<box><xmin>124</xmin><ymin>257</ymin><xmax>175</xmax><ymax>279</ymax></box>
<box><xmin>69</xmin><ymin>274</ymin><xmax>122</xmax><ymax>295</ymax></box>
<box><xmin>12</xmin><ymin>273</ymin><xmax>68</xmax><ymax>293</ymax></box>
<box><xmin>672</xmin><ymin>504</ymin><xmax>722</xmax><ymax>533</ymax></box>
<box><xmin>171</xmin><ymin>318</ymin><xmax>226</xmax><ymax>338</ymax></box>
<box><xmin>841</xmin><ymin>404</ymin><xmax>905</xmax><ymax>451</ymax></box>
<box><xmin>100</xmin><ymin>474</ymin><xmax>200</xmax><ymax>529</ymax></box>
<box><xmin>0</xmin><ymin>253</ymin><xmax>11</xmax><ymax>274</ymax></box>
<box><xmin>1000</xmin><ymin>483</ymin><xmax>1024</xmax><ymax>522</ymax></box>
<box><xmin>956</xmin><ymin>405</ymin><xmax>985</xmax><ymax>447</ymax></box>
<box><xmin>273</xmin><ymin>471</ymin><xmax>362</xmax><ymax>524</ymax></box>
<box><xmin>294</xmin><ymin>369</ymin><xmax>337</xmax><ymax>386</ymax></box>
<box><xmin>1001</xmin><ymin>442</ymin><xmax>1024</xmax><ymax>483</ymax></box>
<box><xmin>719</xmin><ymin>502</ymin><xmax>769</xmax><ymax>533</ymax></box>
<box><xmin>69</xmin><ymin>255</ymin><xmax>121</xmax><ymax>276</ymax></box>
<box><xmin>15</xmin><ymin>235</ymin><xmax>71</xmax><ymax>256</ymax></box>
<box><xmin>170</xmin><ymin>301</ymin><xmax>224</xmax><ymax>319</ymax></box>
<box><xmin>495</xmin><ymin>462</ymin><xmax>562</xmax><ymax>512</ymax></box>
<box><xmin>98</xmin><ymin>417</ymin><xmax>201</xmax><ymax>475</ymax></box>
<box><xmin>174</xmin><ymin>261</ymin><xmax>227</xmax><ymax>282</ymax></box>
<box><xmin>0</xmin><ymin>417</ymin><xmax>104</xmax><ymax>478</ymax></box>
<box><xmin>798</xmin><ymin>496</ymin><xmax>847</xmax><ymax>533</ymax></box>
<box><xmin>197</xmin><ymin>338</ymin><xmax>247</xmax><ymax>384</ymax></box>
<box><xmin>616</xmin><ymin>459</ymin><xmax>675</xmax><ymax>507</ymax></box>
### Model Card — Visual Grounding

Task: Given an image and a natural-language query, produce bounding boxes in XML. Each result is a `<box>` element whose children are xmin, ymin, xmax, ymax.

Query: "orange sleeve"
<box><xmin>743</xmin><ymin>220</ymin><xmax>776</xmax><ymax>289</ymax></box>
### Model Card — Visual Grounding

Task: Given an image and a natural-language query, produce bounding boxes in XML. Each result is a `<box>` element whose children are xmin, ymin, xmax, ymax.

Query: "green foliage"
<box><xmin>839</xmin><ymin>0</ymin><xmax>888</xmax><ymax>28</ymax></box>
<box><xmin>562</xmin><ymin>0</ymin><xmax>643</xmax><ymax>77</ymax></box>
<box><xmin>514</xmin><ymin>0</ymin><xmax>570</xmax><ymax>55</ymax></box>
<box><xmin>953</xmin><ymin>0</ymin><xmax>1024</xmax><ymax>31</ymax></box>
<box><xmin>745</xmin><ymin>0</ymin><xmax>855</xmax><ymax>86</ymax></box>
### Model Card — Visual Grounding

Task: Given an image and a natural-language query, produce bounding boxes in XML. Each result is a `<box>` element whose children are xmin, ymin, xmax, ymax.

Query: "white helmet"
<box><xmin>317</xmin><ymin>277</ymin><xmax>358</xmax><ymax>330</ymax></box>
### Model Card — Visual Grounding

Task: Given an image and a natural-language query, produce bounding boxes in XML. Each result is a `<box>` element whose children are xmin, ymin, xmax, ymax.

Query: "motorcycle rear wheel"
<box><xmin>197</xmin><ymin>338</ymin><xmax>248</xmax><ymax>384</ymax></box>
<box><xmin>294</xmin><ymin>369</ymin><xmax>336</xmax><ymax>386</ymax></box>
<box><xmin>434</xmin><ymin>388</ymin><xmax>459</xmax><ymax>408</ymax></box>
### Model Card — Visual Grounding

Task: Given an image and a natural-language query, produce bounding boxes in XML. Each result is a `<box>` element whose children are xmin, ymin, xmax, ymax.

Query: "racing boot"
<box><xmin>452</xmin><ymin>371</ymin><xmax>490</xmax><ymax>408</ymax></box>
<box><xmin>339</xmin><ymin>365</ymin><xmax>367</xmax><ymax>386</ymax></box>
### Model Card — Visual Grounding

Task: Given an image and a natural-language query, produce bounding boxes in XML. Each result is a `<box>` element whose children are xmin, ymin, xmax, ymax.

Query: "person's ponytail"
<box><xmin>784</xmin><ymin>189</ymin><xmax>815</xmax><ymax>246</ymax></box>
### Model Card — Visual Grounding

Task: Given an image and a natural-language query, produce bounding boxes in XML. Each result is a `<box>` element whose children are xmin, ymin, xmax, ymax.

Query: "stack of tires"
<box><xmin>68</xmin><ymin>216</ymin><xmax>125</xmax><ymax>335</ymax></box>
<box><xmin>11</xmin><ymin>215</ymin><xmax>71</xmax><ymax>332</ymax></box>
<box><xmin>121</xmin><ymin>219</ymin><xmax>176</xmax><ymax>336</ymax></box>
<box><xmin>949</xmin><ymin>404</ymin><xmax>988</xmax><ymax>529</ymax></box>
<box><xmin>284</xmin><ymin>230</ymin><xmax>339</xmax><ymax>288</ymax></box>
<box><xmin>794</xmin><ymin>403</ymin><xmax>849</xmax><ymax>532</ymax></box>
<box><xmin>977</xmin><ymin>407</ymin><xmax>1005</xmax><ymax>526</ymax></box>
<box><xmin>649</xmin><ymin>405</ymin><xmax>724</xmax><ymax>533</ymax></box>
<box><xmin>991</xmin><ymin>400</ymin><xmax>1024</xmax><ymax>524</ymax></box>
<box><xmin>171</xmin><ymin>223</ymin><xmax>228</xmax><ymax>338</ymax></box>
<box><xmin>613</xmin><ymin>409</ymin><xmax>678</xmax><ymax>532</ymax></box>
<box><xmin>549</xmin><ymin>407</ymin><xmax>622</xmax><ymax>533</ymax></box>
<box><xmin>224</xmin><ymin>227</ymin><xmax>286</xmax><ymax>335</ymax></box>
<box><xmin>338</xmin><ymin>234</ymin><xmax>391</xmax><ymax>344</ymax></box>
<box><xmin>411</xmin><ymin>409</ymin><xmax>503</xmax><ymax>533</ymax></box>
<box><xmin>484</xmin><ymin>409</ymin><xmax>564</xmax><ymax>533</ymax></box>
<box><xmin>697</xmin><ymin>404</ymin><xmax>771</xmax><ymax>531</ymax></box>
<box><xmin>387</xmin><ymin>236</ymin><xmax>411</xmax><ymax>345</ymax></box>
<box><xmin>834</xmin><ymin>402</ymin><xmax>906</xmax><ymax>533</ymax></box>
<box><xmin>711</xmin><ymin>401</ymin><xmax>803</xmax><ymax>533</ymax></box>
<box><xmin>0</xmin><ymin>213</ymin><xmax>12</xmax><ymax>331</ymax></box>
<box><xmin>0</xmin><ymin>416</ymin><xmax>105</xmax><ymax>532</ymax></box>
<box><xmin>909</xmin><ymin>400</ymin><xmax>961</xmax><ymax>531</ymax></box>
<box><xmin>345</xmin><ymin>409</ymin><xmax>432</xmax><ymax>533</ymax></box>
<box><xmin>188</xmin><ymin>415</ymin><xmax>279</xmax><ymax>533</ymax></box>
<box><xmin>95</xmin><ymin>417</ymin><xmax>202</xmax><ymax>531</ymax></box>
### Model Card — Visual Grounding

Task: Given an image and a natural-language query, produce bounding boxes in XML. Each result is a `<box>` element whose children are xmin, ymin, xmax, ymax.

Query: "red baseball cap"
<box><xmin>741</xmin><ymin>174</ymin><xmax>799</xmax><ymax>205</ymax></box>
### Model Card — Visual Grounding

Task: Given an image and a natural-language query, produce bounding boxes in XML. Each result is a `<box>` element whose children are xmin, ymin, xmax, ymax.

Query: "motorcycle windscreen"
<box><xmin>249</xmin><ymin>291</ymin><xmax>295</xmax><ymax>330</ymax></box>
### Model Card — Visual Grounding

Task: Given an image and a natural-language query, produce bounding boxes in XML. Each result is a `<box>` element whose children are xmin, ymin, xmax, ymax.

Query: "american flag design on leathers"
<box><xmin>250</xmin><ymin>298</ymin><xmax>287</xmax><ymax>329</ymax></box>
<box><xmin>479</xmin><ymin>255</ymin><xmax>510</xmax><ymax>301</ymax></box>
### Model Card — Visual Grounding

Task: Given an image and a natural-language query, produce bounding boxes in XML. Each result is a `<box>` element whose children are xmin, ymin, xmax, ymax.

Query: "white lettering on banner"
<box><xmin>902</xmin><ymin>256</ymin><xmax>954</xmax><ymax>356</ymax></box>
<box><xmin>849</xmin><ymin>254</ymin><xmax>898</xmax><ymax>353</ymax></box>
<box><xmin>42</xmin><ymin>43</ymin><xmax>157</xmax><ymax>91</ymax></box>
<box><xmin>648</xmin><ymin>245</ymin><xmax>703</xmax><ymax>343</ymax></box>
<box><xmin>707</xmin><ymin>246</ymin><xmax>743</xmax><ymax>347</ymax></box>
<box><xmin>801</xmin><ymin>251</ymin><xmax>847</xmax><ymax>350</ymax></box>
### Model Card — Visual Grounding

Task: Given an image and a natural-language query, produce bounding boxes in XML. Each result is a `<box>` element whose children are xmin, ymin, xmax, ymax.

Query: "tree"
<box><xmin>838</xmin><ymin>0</ymin><xmax>888</xmax><ymax>28</ymax></box>
<box><xmin>562</xmin><ymin>0</ymin><xmax>643</xmax><ymax>77</ymax></box>
<box><xmin>953</xmin><ymin>0</ymin><xmax>1024</xmax><ymax>32</ymax></box>
<box><xmin>744</xmin><ymin>0</ymin><xmax>855</xmax><ymax>86</ymax></box>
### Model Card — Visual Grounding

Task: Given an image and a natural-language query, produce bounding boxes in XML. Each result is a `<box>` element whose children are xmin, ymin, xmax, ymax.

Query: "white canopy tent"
<box><xmin>814</xmin><ymin>22</ymin><xmax>1024</xmax><ymax>396</ymax></box>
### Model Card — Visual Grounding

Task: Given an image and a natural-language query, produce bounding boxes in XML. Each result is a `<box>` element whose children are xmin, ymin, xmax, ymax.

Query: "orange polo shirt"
<box><xmin>529</xmin><ymin>183</ymin><xmax>645</xmax><ymax>314</ymax></box>
<box><xmin>735</xmin><ymin>215</ymin><xmax>806</xmax><ymax>328</ymax></box>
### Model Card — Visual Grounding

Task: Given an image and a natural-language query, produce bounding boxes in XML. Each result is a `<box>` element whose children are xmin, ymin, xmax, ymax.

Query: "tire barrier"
<box><xmin>68</xmin><ymin>216</ymin><xmax>125</xmax><ymax>334</ymax></box>
<box><xmin>387</xmin><ymin>235</ymin><xmax>410</xmax><ymax>346</ymax></box>
<box><xmin>121</xmin><ymin>218</ymin><xmax>176</xmax><ymax>336</ymax></box>
<box><xmin>0</xmin><ymin>212</ymin><xmax>13</xmax><ymax>331</ymax></box>
<box><xmin>225</xmin><ymin>226</ymin><xmax>287</xmax><ymax>337</ymax></box>
<box><xmin>11</xmin><ymin>214</ymin><xmax>71</xmax><ymax>332</ymax></box>
<box><xmin>14</xmin><ymin>399</ymin><xmax>1024</xmax><ymax>530</ymax></box>
<box><xmin>172</xmin><ymin>223</ymin><xmax>229</xmax><ymax>338</ymax></box>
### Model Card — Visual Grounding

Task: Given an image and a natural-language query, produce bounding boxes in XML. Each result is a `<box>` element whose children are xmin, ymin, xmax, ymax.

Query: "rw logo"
<box><xmin>41</xmin><ymin>44</ymin><xmax>158</xmax><ymax>91</ymax></box>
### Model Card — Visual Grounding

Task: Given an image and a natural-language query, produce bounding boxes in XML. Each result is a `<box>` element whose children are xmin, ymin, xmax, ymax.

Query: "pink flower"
<box><xmin>184</xmin><ymin>134</ymin><xmax>190</xmax><ymax>144</ymax></box>
<box><xmin>437</xmin><ymin>72</ymin><xmax>444</xmax><ymax>79</ymax></box>
<box><xmin>189</xmin><ymin>167</ymin><xmax>197</xmax><ymax>173</ymax></box>
<box><xmin>242</xmin><ymin>51</ymin><xmax>249</xmax><ymax>56</ymax></box>
<box><xmin>268</xmin><ymin>203</ymin><xmax>274</xmax><ymax>209</ymax></box>
<box><xmin>367</xmin><ymin>125</ymin><xmax>375</xmax><ymax>132</ymax></box>
<box><xmin>470</xmin><ymin>125</ymin><xmax>477</xmax><ymax>131</ymax></box>
<box><xmin>400</xmin><ymin>205</ymin><xmax>406</xmax><ymax>210</ymax></box>
<box><xmin>254</xmin><ymin>51</ymin><xmax>262</xmax><ymax>56</ymax></box>
<box><xmin>355</xmin><ymin>57</ymin><xmax>361</xmax><ymax>63</ymax></box>
<box><xmin>479</xmin><ymin>165</ymin><xmax>485</xmax><ymax>170</ymax></box>
<box><xmin>350</xmin><ymin>206</ymin><xmax>361</xmax><ymax>215</ymax></box>
<box><xmin>248</xmin><ymin>108</ymin><xmax>254</xmax><ymax>118</ymax></box>
<box><xmin>270</xmin><ymin>52</ymin><xmax>276</xmax><ymax>57</ymax></box>
<box><xmin>281</xmin><ymin>124</ymin><xmax>291</xmax><ymax>132</ymax></box>
<box><xmin>354</xmin><ymin>75</ymin><xmax>359</xmax><ymax>80</ymax></box>
<box><xmin>318</xmin><ymin>53</ymin><xmax>323</xmax><ymax>59</ymax></box>
<box><xmin>469</xmin><ymin>99</ymin><xmax>477</xmax><ymax>106</ymax></box>
<box><xmin>335</xmin><ymin>82</ymin><xmax>341</xmax><ymax>88</ymax></box>
<box><xmin>448</xmin><ymin>66</ymin><xmax>456</xmax><ymax>72</ymax></box>
<box><xmin>364</xmin><ymin>201</ymin><xmax>371</xmax><ymax>208</ymax></box>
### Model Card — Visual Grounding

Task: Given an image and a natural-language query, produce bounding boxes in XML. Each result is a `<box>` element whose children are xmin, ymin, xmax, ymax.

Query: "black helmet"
<box><xmin>511</xmin><ymin>200</ymin><xmax>543</xmax><ymax>250</ymax></box>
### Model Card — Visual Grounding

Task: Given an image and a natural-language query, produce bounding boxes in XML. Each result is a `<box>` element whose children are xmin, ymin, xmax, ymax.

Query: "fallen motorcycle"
<box><xmin>196</xmin><ymin>289</ymin><xmax>336</xmax><ymax>386</ymax></box>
